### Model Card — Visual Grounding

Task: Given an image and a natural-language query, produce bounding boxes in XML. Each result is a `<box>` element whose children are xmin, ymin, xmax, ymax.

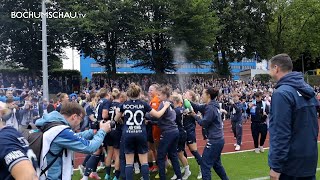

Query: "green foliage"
<box><xmin>49</xmin><ymin>69</ymin><xmax>81</xmax><ymax>78</ymax></box>
<box><xmin>211</xmin><ymin>0</ymin><xmax>271</xmax><ymax>77</ymax></box>
<box><xmin>0</xmin><ymin>68</ymin><xmax>80</xmax><ymax>79</ymax></box>
<box><xmin>127</xmin><ymin>0</ymin><xmax>219</xmax><ymax>74</ymax></box>
<box><xmin>0</xmin><ymin>0</ymin><xmax>65</xmax><ymax>72</ymax></box>
<box><xmin>268</xmin><ymin>0</ymin><xmax>320</xmax><ymax>70</ymax></box>
<box><xmin>255</xmin><ymin>74</ymin><xmax>271</xmax><ymax>83</ymax></box>
<box><xmin>305</xmin><ymin>75</ymin><xmax>320</xmax><ymax>87</ymax></box>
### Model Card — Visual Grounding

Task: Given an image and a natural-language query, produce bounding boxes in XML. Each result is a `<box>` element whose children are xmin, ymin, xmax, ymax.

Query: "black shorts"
<box><xmin>185</xmin><ymin>128</ymin><xmax>197</xmax><ymax>144</ymax></box>
<box><xmin>103</xmin><ymin>129</ymin><xmax>122</xmax><ymax>149</ymax></box>
<box><xmin>177</xmin><ymin>130</ymin><xmax>187</xmax><ymax>152</ymax></box>
<box><xmin>124</xmin><ymin>134</ymin><xmax>148</xmax><ymax>154</ymax></box>
<box><xmin>146</xmin><ymin>124</ymin><xmax>154</xmax><ymax>143</ymax></box>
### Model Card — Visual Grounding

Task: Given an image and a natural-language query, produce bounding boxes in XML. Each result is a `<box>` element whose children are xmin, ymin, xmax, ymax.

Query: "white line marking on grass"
<box><xmin>249</xmin><ymin>168</ymin><xmax>320</xmax><ymax>180</ymax></box>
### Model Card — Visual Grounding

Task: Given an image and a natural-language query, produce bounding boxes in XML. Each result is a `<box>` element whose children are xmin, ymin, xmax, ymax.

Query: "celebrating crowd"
<box><xmin>0</xmin><ymin>54</ymin><xmax>320</xmax><ymax>180</ymax></box>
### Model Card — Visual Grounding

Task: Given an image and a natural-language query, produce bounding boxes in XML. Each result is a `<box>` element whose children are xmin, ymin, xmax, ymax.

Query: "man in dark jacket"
<box><xmin>268</xmin><ymin>54</ymin><xmax>319</xmax><ymax>180</ymax></box>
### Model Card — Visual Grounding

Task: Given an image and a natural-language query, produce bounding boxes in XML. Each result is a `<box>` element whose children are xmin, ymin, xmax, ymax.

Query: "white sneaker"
<box><xmin>134</xmin><ymin>168</ymin><xmax>140</xmax><ymax>174</ymax></box>
<box><xmin>259</xmin><ymin>146</ymin><xmax>264</xmax><ymax>153</ymax></box>
<box><xmin>180</xmin><ymin>167</ymin><xmax>185</xmax><ymax>174</ymax></box>
<box><xmin>197</xmin><ymin>170</ymin><xmax>202</xmax><ymax>179</ymax></box>
<box><xmin>96</xmin><ymin>164</ymin><xmax>105</xmax><ymax>172</ymax></box>
<box><xmin>78</xmin><ymin>165</ymin><xmax>85</xmax><ymax>176</ymax></box>
<box><xmin>182</xmin><ymin>170</ymin><xmax>191</xmax><ymax>180</ymax></box>
<box><xmin>255</xmin><ymin>148</ymin><xmax>260</xmax><ymax>153</ymax></box>
<box><xmin>171</xmin><ymin>174</ymin><xmax>177</xmax><ymax>180</ymax></box>
<box><xmin>235</xmin><ymin>145</ymin><xmax>241</xmax><ymax>151</ymax></box>
<box><xmin>134</xmin><ymin>163</ymin><xmax>140</xmax><ymax>174</ymax></box>
<box><xmin>234</xmin><ymin>143</ymin><xmax>237</xmax><ymax>147</ymax></box>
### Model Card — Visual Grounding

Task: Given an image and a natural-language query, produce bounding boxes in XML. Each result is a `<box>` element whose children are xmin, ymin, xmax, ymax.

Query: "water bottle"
<box><xmin>183</xmin><ymin>99</ymin><xmax>194</xmax><ymax>113</ymax></box>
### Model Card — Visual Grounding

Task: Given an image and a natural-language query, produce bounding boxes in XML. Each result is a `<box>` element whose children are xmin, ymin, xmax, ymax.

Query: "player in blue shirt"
<box><xmin>82</xmin><ymin>89</ymin><xmax>112</xmax><ymax>180</ymax></box>
<box><xmin>171</xmin><ymin>94</ymin><xmax>191</xmax><ymax>180</ymax></box>
<box><xmin>104</xmin><ymin>88</ymin><xmax>124</xmax><ymax>180</ymax></box>
<box><xmin>183</xmin><ymin>90</ymin><xmax>203</xmax><ymax>179</ymax></box>
<box><xmin>156</xmin><ymin>86</ymin><xmax>182</xmax><ymax>180</ymax></box>
<box><xmin>0</xmin><ymin>101</ymin><xmax>39</xmax><ymax>180</ymax></box>
<box><xmin>114</xmin><ymin>83</ymin><xmax>170</xmax><ymax>180</ymax></box>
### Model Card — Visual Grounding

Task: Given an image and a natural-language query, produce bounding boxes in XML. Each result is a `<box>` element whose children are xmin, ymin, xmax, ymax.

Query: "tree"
<box><xmin>268</xmin><ymin>0</ymin><xmax>320</xmax><ymax>71</ymax></box>
<box><xmin>0</xmin><ymin>0</ymin><xmax>64</xmax><ymax>72</ymax></box>
<box><xmin>56</xmin><ymin>0</ymin><xmax>137</xmax><ymax>77</ymax></box>
<box><xmin>211</xmin><ymin>0</ymin><xmax>272</xmax><ymax>76</ymax></box>
<box><xmin>130</xmin><ymin>0</ymin><xmax>219</xmax><ymax>74</ymax></box>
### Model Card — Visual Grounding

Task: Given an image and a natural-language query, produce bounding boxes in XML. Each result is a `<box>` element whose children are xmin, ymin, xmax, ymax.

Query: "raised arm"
<box><xmin>149</xmin><ymin>101</ymin><xmax>171</xmax><ymax>119</ymax></box>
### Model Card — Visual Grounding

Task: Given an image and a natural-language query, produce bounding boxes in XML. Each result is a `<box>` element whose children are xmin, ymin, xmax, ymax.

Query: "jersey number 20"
<box><xmin>124</xmin><ymin>110</ymin><xmax>144</xmax><ymax>126</ymax></box>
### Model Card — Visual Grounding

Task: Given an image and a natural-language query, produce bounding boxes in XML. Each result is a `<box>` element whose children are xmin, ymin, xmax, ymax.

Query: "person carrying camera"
<box><xmin>19</xmin><ymin>102</ymin><xmax>39</xmax><ymax>133</ymax></box>
<box><xmin>35</xmin><ymin>102</ymin><xmax>111</xmax><ymax>180</ymax></box>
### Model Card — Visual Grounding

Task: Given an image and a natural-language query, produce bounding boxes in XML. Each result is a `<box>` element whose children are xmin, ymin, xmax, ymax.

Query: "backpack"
<box><xmin>22</xmin><ymin>122</ymin><xmax>66</xmax><ymax>176</ymax></box>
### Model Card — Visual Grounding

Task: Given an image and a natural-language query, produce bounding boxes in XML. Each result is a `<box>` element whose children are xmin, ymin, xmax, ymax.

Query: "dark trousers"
<box><xmin>280</xmin><ymin>174</ymin><xmax>316</xmax><ymax>180</ymax></box>
<box><xmin>157</xmin><ymin>130</ymin><xmax>182</xmax><ymax>180</ymax></box>
<box><xmin>251</xmin><ymin>122</ymin><xmax>268</xmax><ymax>148</ymax></box>
<box><xmin>231</xmin><ymin>120</ymin><xmax>242</xmax><ymax>145</ymax></box>
<box><xmin>201</xmin><ymin>139</ymin><xmax>229</xmax><ymax>180</ymax></box>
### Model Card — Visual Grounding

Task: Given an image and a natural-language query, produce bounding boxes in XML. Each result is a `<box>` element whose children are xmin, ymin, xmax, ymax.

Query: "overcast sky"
<box><xmin>62</xmin><ymin>47</ymin><xmax>80</xmax><ymax>71</ymax></box>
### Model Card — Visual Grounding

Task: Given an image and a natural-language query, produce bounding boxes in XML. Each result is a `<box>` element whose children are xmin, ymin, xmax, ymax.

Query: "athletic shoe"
<box><xmin>140</xmin><ymin>175</ymin><xmax>150</xmax><ymax>180</ymax></box>
<box><xmin>78</xmin><ymin>165</ymin><xmax>85</xmax><ymax>176</ymax></box>
<box><xmin>134</xmin><ymin>162</ymin><xmax>140</xmax><ymax>174</ymax></box>
<box><xmin>197</xmin><ymin>170</ymin><xmax>202</xmax><ymax>179</ymax></box>
<box><xmin>166</xmin><ymin>160</ymin><xmax>172</xmax><ymax>169</ymax></box>
<box><xmin>155</xmin><ymin>169</ymin><xmax>167</xmax><ymax>179</ymax></box>
<box><xmin>259</xmin><ymin>146</ymin><xmax>265</xmax><ymax>153</ymax></box>
<box><xmin>104</xmin><ymin>174</ymin><xmax>110</xmax><ymax>180</ymax></box>
<box><xmin>171</xmin><ymin>174</ymin><xmax>177</xmax><ymax>180</ymax></box>
<box><xmin>234</xmin><ymin>143</ymin><xmax>237</xmax><ymax>147</ymax></box>
<box><xmin>135</xmin><ymin>168</ymin><xmax>140</xmax><ymax>174</ymax></box>
<box><xmin>89</xmin><ymin>172</ymin><xmax>101</xmax><ymax>180</ymax></box>
<box><xmin>182</xmin><ymin>170</ymin><xmax>191</xmax><ymax>180</ymax></box>
<box><xmin>255</xmin><ymin>148</ymin><xmax>260</xmax><ymax>153</ymax></box>
<box><xmin>180</xmin><ymin>167</ymin><xmax>185</xmax><ymax>174</ymax></box>
<box><xmin>112</xmin><ymin>177</ymin><xmax>118</xmax><ymax>180</ymax></box>
<box><xmin>235</xmin><ymin>145</ymin><xmax>241</xmax><ymax>151</ymax></box>
<box><xmin>97</xmin><ymin>164</ymin><xmax>106</xmax><ymax>172</ymax></box>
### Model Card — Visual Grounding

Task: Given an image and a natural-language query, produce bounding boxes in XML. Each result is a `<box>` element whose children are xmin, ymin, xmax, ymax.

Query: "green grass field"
<box><xmin>72</xmin><ymin>145</ymin><xmax>320</xmax><ymax>180</ymax></box>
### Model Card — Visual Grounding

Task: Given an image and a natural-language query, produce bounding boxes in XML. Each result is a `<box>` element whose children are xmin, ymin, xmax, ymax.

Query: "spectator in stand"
<box><xmin>2</xmin><ymin>98</ymin><xmax>20</xmax><ymax>130</ymax></box>
<box><xmin>56</xmin><ymin>93</ymin><xmax>70</xmax><ymax>112</ymax></box>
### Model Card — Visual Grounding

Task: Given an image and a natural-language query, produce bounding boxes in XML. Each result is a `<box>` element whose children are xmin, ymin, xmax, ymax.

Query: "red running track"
<box><xmin>73</xmin><ymin>119</ymin><xmax>320</xmax><ymax>168</ymax></box>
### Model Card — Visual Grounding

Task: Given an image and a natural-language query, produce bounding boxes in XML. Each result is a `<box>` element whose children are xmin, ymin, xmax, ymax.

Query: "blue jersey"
<box><xmin>174</xmin><ymin>106</ymin><xmax>185</xmax><ymax>131</ymax></box>
<box><xmin>157</xmin><ymin>102</ymin><xmax>178</xmax><ymax>133</ymax></box>
<box><xmin>119</xmin><ymin>99</ymin><xmax>152</xmax><ymax>135</ymax></box>
<box><xmin>108</xmin><ymin>101</ymin><xmax>121</xmax><ymax>121</ymax></box>
<box><xmin>97</xmin><ymin>98</ymin><xmax>112</xmax><ymax>120</ymax></box>
<box><xmin>108</xmin><ymin>101</ymin><xmax>122</xmax><ymax>131</ymax></box>
<box><xmin>183</xmin><ymin>114</ymin><xmax>196</xmax><ymax>131</ymax></box>
<box><xmin>0</xmin><ymin>127</ymin><xmax>38</xmax><ymax>179</ymax></box>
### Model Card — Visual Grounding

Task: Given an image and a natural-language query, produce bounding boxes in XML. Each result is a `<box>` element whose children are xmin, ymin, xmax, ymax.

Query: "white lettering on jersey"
<box><xmin>123</xmin><ymin>104</ymin><xmax>144</xmax><ymax>109</ymax></box>
<box><xmin>5</xmin><ymin>150</ymin><xmax>25</xmax><ymax>165</ymax></box>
